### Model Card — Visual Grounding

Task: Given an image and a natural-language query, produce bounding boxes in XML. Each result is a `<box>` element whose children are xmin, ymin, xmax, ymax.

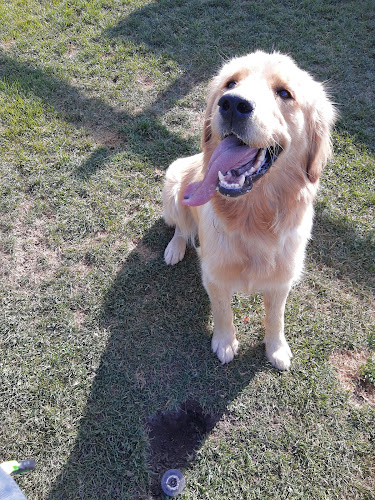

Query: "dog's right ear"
<box><xmin>305</xmin><ymin>85</ymin><xmax>337</xmax><ymax>183</ymax></box>
<box><xmin>201</xmin><ymin>77</ymin><xmax>220</xmax><ymax>150</ymax></box>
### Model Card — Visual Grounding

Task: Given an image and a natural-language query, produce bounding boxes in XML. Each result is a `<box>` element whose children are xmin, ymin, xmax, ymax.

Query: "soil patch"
<box><xmin>146</xmin><ymin>399</ymin><xmax>220</xmax><ymax>498</ymax></box>
<box><xmin>330</xmin><ymin>350</ymin><xmax>375</xmax><ymax>407</ymax></box>
<box><xmin>128</xmin><ymin>239</ymin><xmax>159</xmax><ymax>263</ymax></box>
<box><xmin>7</xmin><ymin>201</ymin><xmax>60</xmax><ymax>288</ymax></box>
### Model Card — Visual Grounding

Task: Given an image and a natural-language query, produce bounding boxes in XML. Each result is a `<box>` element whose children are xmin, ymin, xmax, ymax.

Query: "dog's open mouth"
<box><xmin>218</xmin><ymin>139</ymin><xmax>281</xmax><ymax>198</ymax></box>
<box><xmin>182</xmin><ymin>135</ymin><xmax>282</xmax><ymax>206</ymax></box>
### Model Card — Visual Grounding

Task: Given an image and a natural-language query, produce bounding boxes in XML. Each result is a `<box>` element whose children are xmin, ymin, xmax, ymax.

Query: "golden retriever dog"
<box><xmin>162</xmin><ymin>51</ymin><xmax>336</xmax><ymax>370</ymax></box>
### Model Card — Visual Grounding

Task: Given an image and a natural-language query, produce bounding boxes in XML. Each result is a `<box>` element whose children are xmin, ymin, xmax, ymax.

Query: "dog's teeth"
<box><xmin>238</xmin><ymin>174</ymin><xmax>245</xmax><ymax>187</ymax></box>
<box><xmin>219</xmin><ymin>174</ymin><xmax>245</xmax><ymax>190</ymax></box>
<box><xmin>248</xmin><ymin>149</ymin><xmax>267</xmax><ymax>175</ymax></box>
<box><xmin>218</xmin><ymin>171</ymin><xmax>225</xmax><ymax>182</ymax></box>
<box><xmin>257</xmin><ymin>148</ymin><xmax>266</xmax><ymax>163</ymax></box>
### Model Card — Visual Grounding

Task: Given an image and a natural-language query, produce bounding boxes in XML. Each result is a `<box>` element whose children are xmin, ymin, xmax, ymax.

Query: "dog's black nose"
<box><xmin>218</xmin><ymin>95</ymin><xmax>254</xmax><ymax>121</ymax></box>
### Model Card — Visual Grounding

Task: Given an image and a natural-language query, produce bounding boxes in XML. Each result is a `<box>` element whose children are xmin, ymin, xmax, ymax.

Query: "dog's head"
<box><xmin>183</xmin><ymin>52</ymin><xmax>336</xmax><ymax>207</ymax></box>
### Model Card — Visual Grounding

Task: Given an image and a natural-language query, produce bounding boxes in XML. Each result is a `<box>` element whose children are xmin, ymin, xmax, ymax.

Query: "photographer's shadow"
<box><xmin>47</xmin><ymin>219</ymin><xmax>265</xmax><ymax>499</ymax></box>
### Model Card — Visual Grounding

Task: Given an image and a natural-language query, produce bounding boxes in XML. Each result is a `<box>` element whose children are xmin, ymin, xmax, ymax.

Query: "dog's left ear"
<box><xmin>306</xmin><ymin>88</ymin><xmax>337</xmax><ymax>183</ymax></box>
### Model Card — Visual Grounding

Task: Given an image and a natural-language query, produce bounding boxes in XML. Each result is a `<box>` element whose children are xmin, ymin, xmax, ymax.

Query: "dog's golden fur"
<box><xmin>163</xmin><ymin>51</ymin><xmax>336</xmax><ymax>370</ymax></box>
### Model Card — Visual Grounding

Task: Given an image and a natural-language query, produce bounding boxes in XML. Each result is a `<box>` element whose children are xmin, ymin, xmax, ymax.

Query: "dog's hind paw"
<box><xmin>164</xmin><ymin>234</ymin><xmax>186</xmax><ymax>265</ymax></box>
<box><xmin>212</xmin><ymin>335</ymin><xmax>239</xmax><ymax>364</ymax></box>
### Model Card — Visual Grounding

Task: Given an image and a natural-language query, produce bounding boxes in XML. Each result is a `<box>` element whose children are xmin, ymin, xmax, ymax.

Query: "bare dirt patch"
<box><xmin>137</xmin><ymin>73</ymin><xmax>155</xmax><ymax>90</ymax></box>
<box><xmin>65</xmin><ymin>42</ymin><xmax>79</xmax><ymax>58</ymax></box>
<box><xmin>7</xmin><ymin>202</ymin><xmax>61</xmax><ymax>288</ymax></box>
<box><xmin>146</xmin><ymin>400</ymin><xmax>220</xmax><ymax>498</ymax></box>
<box><xmin>330</xmin><ymin>350</ymin><xmax>375</xmax><ymax>407</ymax></box>
<box><xmin>73</xmin><ymin>309</ymin><xmax>87</xmax><ymax>329</ymax></box>
<box><xmin>128</xmin><ymin>239</ymin><xmax>159</xmax><ymax>263</ymax></box>
<box><xmin>0</xmin><ymin>40</ymin><xmax>15</xmax><ymax>50</ymax></box>
<box><xmin>95</xmin><ymin>127</ymin><xmax>125</xmax><ymax>149</ymax></box>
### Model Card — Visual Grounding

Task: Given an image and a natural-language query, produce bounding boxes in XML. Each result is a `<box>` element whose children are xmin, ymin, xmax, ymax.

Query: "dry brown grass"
<box><xmin>330</xmin><ymin>350</ymin><xmax>375</xmax><ymax>407</ymax></box>
<box><xmin>128</xmin><ymin>238</ymin><xmax>159</xmax><ymax>263</ymax></box>
<box><xmin>5</xmin><ymin>201</ymin><xmax>61</xmax><ymax>288</ymax></box>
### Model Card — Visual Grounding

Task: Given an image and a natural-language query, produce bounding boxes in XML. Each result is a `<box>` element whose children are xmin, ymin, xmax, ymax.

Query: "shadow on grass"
<box><xmin>44</xmin><ymin>217</ymin><xmax>373</xmax><ymax>499</ymax></box>
<box><xmin>0</xmin><ymin>51</ymin><xmax>197</xmax><ymax>178</ymax></box>
<box><xmin>310</xmin><ymin>206</ymin><xmax>375</xmax><ymax>293</ymax></box>
<box><xmin>47</xmin><ymin>219</ymin><xmax>267</xmax><ymax>499</ymax></box>
<box><xmin>0</xmin><ymin>1</ymin><xmax>373</xmax><ymax>185</ymax></box>
<box><xmin>105</xmin><ymin>0</ymin><xmax>374</xmax><ymax>152</ymax></box>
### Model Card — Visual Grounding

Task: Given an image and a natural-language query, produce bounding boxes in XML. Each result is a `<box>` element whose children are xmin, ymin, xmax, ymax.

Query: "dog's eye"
<box><xmin>225</xmin><ymin>80</ymin><xmax>237</xmax><ymax>89</ymax></box>
<box><xmin>276</xmin><ymin>88</ymin><xmax>293</xmax><ymax>100</ymax></box>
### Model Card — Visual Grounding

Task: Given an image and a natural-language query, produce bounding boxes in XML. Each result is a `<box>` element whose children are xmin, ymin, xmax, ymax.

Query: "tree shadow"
<box><xmin>46</xmin><ymin>219</ymin><xmax>266</xmax><ymax>499</ymax></box>
<box><xmin>105</xmin><ymin>0</ymin><xmax>374</xmax><ymax>151</ymax></box>
<box><xmin>103</xmin><ymin>2</ymin><xmax>225</xmax><ymax>95</ymax></box>
<box><xmin>0</xmin><ymin>52</ymin><xmax>197</xmax><ymax>178</ymax></box>
<box><xmin>1</xmin><ymin>1</ymin><xmax>373</xmax><ymax>183</ymax></box>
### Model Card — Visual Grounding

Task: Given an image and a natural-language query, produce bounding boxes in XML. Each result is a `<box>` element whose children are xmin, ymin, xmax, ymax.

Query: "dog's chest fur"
<box><xmin>197</xmin><ymin>196</ymin><xmax>313</xmax><ymax>292</ymax></box>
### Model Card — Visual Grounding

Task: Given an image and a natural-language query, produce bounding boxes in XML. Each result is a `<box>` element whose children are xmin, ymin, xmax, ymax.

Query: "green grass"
<box><xmin>361</xmin><ymin>354</ymin><xmax>375</xmax><ymax>387</ymax></box>
<box><xmin>0</xmin><ymin>1</ymin><xmax>374</xmax><ymax>499</ymax></box>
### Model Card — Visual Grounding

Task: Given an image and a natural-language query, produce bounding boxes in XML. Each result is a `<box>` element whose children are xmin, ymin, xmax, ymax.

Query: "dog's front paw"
<box><xmin>212</xmin><ymin>334</ymin><xmax>239</xmax><ymax>364</ymax></box>
<box><xmin>164</xmin><ymin>235</ymin><xmax>186</xmax><ymax>265</ymax></box>
<box><xmin>265</xmin><ymin>340</ymin><xmax>292</xmax><ymax>371</ymax></box>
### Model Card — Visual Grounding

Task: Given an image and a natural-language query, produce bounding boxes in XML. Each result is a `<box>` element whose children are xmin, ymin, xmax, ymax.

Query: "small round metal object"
<box><xmin>161</xmin><ymin>469</ymin><xmax>185</xmax><ymax>497</ymax></box>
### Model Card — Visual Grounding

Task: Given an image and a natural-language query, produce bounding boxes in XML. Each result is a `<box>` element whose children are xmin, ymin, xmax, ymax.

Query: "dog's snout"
<box><xmin>218</xmin><ymin>95</ymin><xmax>254</xmax><ymax>121</ymax></box>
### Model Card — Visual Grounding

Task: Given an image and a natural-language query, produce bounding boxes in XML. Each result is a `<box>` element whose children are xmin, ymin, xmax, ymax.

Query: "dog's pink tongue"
<box><xmin>182</xmin><ymin>136</ymin><xmax>258</xmax><ymax>206</ymax></box>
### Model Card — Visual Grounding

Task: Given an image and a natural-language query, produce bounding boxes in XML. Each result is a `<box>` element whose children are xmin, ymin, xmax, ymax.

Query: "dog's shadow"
<box><xmin>47</xmin><ymin>219</ymin><xmax>267</xmax><ymax>499</ymax></box>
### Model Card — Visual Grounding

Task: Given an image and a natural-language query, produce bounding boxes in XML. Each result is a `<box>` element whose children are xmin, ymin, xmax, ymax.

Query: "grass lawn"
<box><xmin>0</xmin><ymin>1</ymin><xmax>374</xmax><ymax>499</ymax></box>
